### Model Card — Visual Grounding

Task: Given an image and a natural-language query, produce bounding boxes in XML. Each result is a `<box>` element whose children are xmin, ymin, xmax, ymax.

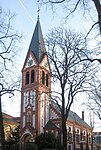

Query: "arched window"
<box><xmin>27</xmin><ymin>111</ymin><xmax>31</xmax><ymax>125</ymax></box>
<box><xmin>67</xmin><ymin>127</ymin><xmax>72</xmax><ymax>142</ymax></box>
<box><xmin>26</xmin><ymin>71</ymin><xmax>29</xmax><ymax>85</ymax></box>
<box><xmin>76</xmin><ymin>129</ymin><xmax>80</xmax><ymax>142</ymax></box>
<box><xmin>31</xmin><ymin>70</ymin><xmax>35</xmax><ymax>83</ymax></box>
<box><xmin>42</xmin><ymin>71</ymin><xmax>45</xmax><ymax>84</ymax></box>
<box><xmin>46</xmin><ymin>74</ymin><xmax>48</xmax><ymax>87</ymax></box>
<box><xmin>68</xmin><ymin>127</ymin><xmax>71</xmax><ymax>133</ymax></box>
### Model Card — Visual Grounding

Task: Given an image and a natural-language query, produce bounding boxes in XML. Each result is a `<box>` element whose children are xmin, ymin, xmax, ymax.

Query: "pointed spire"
<box><xmin>28</xmin><ymin>19</ymin><xmax>46</xmax><ymax>63</ymax></box>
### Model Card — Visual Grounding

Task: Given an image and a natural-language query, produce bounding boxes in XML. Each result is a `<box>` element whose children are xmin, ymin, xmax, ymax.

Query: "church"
<box><xmin>20</xmin><ymin>17</ymin><xmax>93</xmax><ymax>150</ymax></box>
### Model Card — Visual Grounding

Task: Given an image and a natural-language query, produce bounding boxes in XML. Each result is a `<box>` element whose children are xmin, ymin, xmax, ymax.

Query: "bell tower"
<box><xmin>20</xmin><ymin>18</ymin><xmax>51</xmax><ymax>142</ymax></box>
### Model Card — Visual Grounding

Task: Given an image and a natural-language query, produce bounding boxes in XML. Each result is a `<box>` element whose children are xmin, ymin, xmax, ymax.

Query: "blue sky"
<box><xmin>0</xmin><ymin>0</ymin><xmax>100</xmax><ymax>131</ymax></box>
<box><xmin>0</xmin><ymin>0</ymin><xmax>94</xmax><ymax>61</ymax></box>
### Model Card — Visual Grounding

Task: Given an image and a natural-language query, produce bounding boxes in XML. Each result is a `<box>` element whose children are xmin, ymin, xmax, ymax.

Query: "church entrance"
<box><xmin>24</xmin><ymin>134</ymin><xmax>34</xmax><ymax>143</ymax></box>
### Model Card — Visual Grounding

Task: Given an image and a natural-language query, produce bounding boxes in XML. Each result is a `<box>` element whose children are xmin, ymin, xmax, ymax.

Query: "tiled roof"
<box><xmin>68</xmin><ymin>111</ymin><xmax>92</xmax><ymax>129</ymax></box>
<box><xmin>50</xmin><ymin>101</ymin><xmax>92</xmax><ymax>129</ymax></box>
<box><xmin>27</xmin><ymin>18</ymin><xmax>46</xmax><ymax>63</ymax></box>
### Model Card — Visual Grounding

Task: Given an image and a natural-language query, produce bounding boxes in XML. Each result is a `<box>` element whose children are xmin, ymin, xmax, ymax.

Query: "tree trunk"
<box><xmin>62</xmin><ymin>117</ymin><xmax>67</xmax><ymax>150</ymax></box>
<box><xmin>0</xmin><ymin>91</ymin><xmax>5</xmax><ymax>150</ymax></box>
<box><xmin>62</xmin><ymin>88</ymin><xmax>67</xmax><ymax>150</ymax></box>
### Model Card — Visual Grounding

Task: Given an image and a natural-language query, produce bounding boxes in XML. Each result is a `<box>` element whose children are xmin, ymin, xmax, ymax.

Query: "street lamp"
<box><xmin>0</xmin><ymin>84</ymin><xmax>5</xmax><ymax>150</ymax></box>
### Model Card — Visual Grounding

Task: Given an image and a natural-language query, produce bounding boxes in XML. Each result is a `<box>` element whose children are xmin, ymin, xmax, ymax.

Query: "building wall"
<box><xmin>3</xmin><ymin>113</ymin><xmax>19</xmax><ymax>141</ymax></box>
<box><xmin>45</xmin><ymin>119</ymin><xmax>92</xmax><ymax>150</ymax></box>
<box><xmin>66</xmin><ymin>120</ymin><xmax>92</xmax><ymax>150</ymax></box>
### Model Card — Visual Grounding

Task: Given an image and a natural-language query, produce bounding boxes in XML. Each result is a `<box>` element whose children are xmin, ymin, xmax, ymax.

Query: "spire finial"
<box><xmin>37</xmin><ymin>0</ymin><xmax>40</xmax><ymax>20</ymax></box>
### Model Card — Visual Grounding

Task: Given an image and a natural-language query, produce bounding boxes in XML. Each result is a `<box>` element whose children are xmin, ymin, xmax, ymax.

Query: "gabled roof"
<box><xmin>27</xmin><ymin>18</ymin><xmax>46</xmax><ymax>63</ymax></box>
<box><xmin>68</xmin><ymin>111</ymin><xmax>92</xmax><ymax>129</ymax></box>
<box><xmin>44</xmin><ymin>120</ymin><xmax>59</xmax><ymax>130</ymax></box>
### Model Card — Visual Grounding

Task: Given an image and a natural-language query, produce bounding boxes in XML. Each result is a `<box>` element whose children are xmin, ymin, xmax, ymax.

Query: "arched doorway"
<box><xmin>24</xmin><ymin>134</ymin><xmax>33</xmax><ymax>143</ymax></box>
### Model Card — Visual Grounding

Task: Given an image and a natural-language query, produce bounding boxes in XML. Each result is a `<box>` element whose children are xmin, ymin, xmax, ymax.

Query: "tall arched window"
<box><xmin>46</xmin><ymin>74</ymin><xmax>48</xmax><ymax>87</ymax></box>
<box><xmin>31</xmin><ymin>70</ymin><xmax>35</xmax><ymax>83</ymax></box>
<box><xmin>42</xmin><ymin>71</ymin><xmax>45</xmax><ymax>84</ymax></box>
<box><xmin>26</xmin><ymin>71</ymin><xmax>29</xmax><ymax>85</ymax></box>
<box><xmin>26</xmin><ymin>111</ymin><xmax>31</xmax><ymax>125</ymax></box>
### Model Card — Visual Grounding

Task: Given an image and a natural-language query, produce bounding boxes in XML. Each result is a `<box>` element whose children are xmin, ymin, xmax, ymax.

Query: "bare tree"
<box><xmin>85</xmin><ymin>80</ymin><xmax>101</xmax><ymax>121</ymax></box>
<box><xmin>41</xmin><ymin>0</ymin><xmax>101</xmax><ymax>34</ymax></box>
<box><xmin>46</xmin><ymin>27</ymin><xmax>98</xmax><ymax>150</ymax></box>
<box><xmin>0</xmin><ymin>6</ymin><xmax>22</xmax><ymax>150</ymax></box>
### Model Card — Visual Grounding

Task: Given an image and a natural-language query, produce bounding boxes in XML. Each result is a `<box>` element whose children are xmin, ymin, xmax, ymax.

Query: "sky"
<box><xmin>0</xmin><ymin>0</ymin><xmax>100</xmax><ymax>132</ymax></box>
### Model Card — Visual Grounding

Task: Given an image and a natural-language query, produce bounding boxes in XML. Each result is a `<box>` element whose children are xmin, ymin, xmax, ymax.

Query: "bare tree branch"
<box><xmin>0</xmin><ymin>6</ymin><xmax>22</xmax><ymax>115</ymax></box>
<box><xmin>41</xmin><ymin>0</ymin><xmax>101</xmax><ymax>34</ymax></box>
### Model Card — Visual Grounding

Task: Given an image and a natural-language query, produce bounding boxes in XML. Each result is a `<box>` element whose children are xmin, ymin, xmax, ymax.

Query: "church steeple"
<box><xmin>20</xmin><ymin>18</ymin><xmax>51</xmax><ymax>142</ymax></box>
<box><xmin>28</xmin><ymin>18</ymin><xmax>46</xmax><ymax>63</ymax></box>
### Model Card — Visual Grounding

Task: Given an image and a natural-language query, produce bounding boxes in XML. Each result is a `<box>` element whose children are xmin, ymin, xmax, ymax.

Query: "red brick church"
<box><xmin>20</xmin><ymin>17</ymin><xmax>93</xmax><ymax>150</ymax></box>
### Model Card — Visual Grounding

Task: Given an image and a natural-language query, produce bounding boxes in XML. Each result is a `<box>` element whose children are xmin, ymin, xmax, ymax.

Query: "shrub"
<box><xmin>5</xmin><ymin>142</ymin><xmax>19</xmax><ymax>150</ymax></box>
<box><xmin>23</xmin><ymin>143</ymin><xmax>38</xmax><ymax>150</ymax></box>
<box><xmin>35</xmin><ymin>132</ymin><xmax>61</xmax><ymax>150</ymax></box>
